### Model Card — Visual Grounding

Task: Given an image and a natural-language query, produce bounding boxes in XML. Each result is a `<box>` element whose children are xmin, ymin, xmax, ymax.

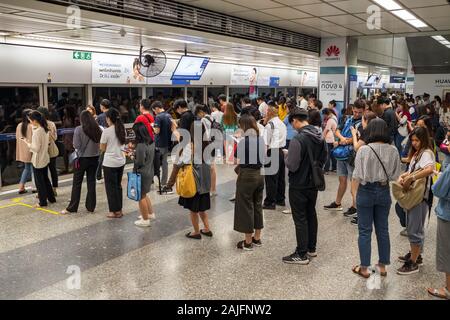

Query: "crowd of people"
<box><xmin>10</xmin><ymin>89</ymin><xmax>450</xmax><ymax>300</ymax></box>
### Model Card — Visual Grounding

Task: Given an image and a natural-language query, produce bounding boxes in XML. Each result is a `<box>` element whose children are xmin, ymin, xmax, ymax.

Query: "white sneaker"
<box><xmin>134</xmin><ymin>219</ymin><xmax>150</xmax><ymax>227</ymax></box>
<box><xmin>97</xmin><ymin>179</ymin><xmax>104</xmax><ymax>184</ymax></box>
<box><xmin>282</xmin><ymin>209</ymin><xmax>292</xmax><ymax>214</ymax></box>
<box><xmin>138</xmin><ymin>213</ymin><xmax>156</xmax><ymax>220</ymax></box>
<box><xmin>210</xmin><ymin>192</ymin><xmax>217</xmax><ymax>197</ymax></box>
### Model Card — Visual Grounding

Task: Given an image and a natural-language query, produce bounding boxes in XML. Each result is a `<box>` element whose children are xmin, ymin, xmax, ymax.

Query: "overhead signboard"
<box><xmin>171</xmin><ymin>56</ymin><xmax>210</xmax><ymax>81</ymax></box>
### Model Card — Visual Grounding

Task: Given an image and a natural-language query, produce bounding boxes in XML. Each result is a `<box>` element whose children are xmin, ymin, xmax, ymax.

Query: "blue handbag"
<box><xmin>332</xmin><ymin>144</ymin><xmax>353</xmax><ymax>161</ymax></box>
<box><xmin>127</xmin><ymin>171</ymin><xmax>142</xmax><ymax>201</ymax></box>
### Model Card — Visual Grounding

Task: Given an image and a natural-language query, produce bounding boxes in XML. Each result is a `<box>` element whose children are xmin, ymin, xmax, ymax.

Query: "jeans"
<box><xmin>66</xmin><ymin>156</ymin><xmax>99</xmax><ymax>212</ymax></box>
<box><xmin>325</xmin><ymin>143</ymin><xmax>337</xmax><ymax>172</ymax></box>
<box><xmin>289</xmin><ymin>188</ymin><xmax>318</xmax><ymax>255</ymax></box>
<box><xmin>394</xmin><ymin>132</ymin><xmax>404</xmax><ymax>156</ymax></box>
<box><xmin>19</xmin><ymin>162</ymin><xmax>32</xmax><ymax>185</ymax></box>
<box><xmin>395</xmin><ymin>202</ymin><xmax>406</xmax><ymax>228</ymax></box>
<box><xmin>158</xmin><ymin>147</ymin><xmax>170</xmax><ymax>186</ymax></box>
<box><xmin>356</xmin><ymin>183</ymin><xmax>392</xmax><ymax>268</ymax></box>
<box><xmin>49</xmin><ymin>157</ymin><xmax>58</xmax><ymax>188</ymax></box>
<box><xmin>33</xmin><ymin>165</ymin><xmax>56</xmax><ymax>207</ymax></box>
<box><xmin>103</xmin><ymin>165</ymin><xmax>124</xmax><ymax>212</ymax></box>
<box><xmin>264</xmin><ymin>148</ymin><xmax>285</xmax><ymax>206</ymax></box>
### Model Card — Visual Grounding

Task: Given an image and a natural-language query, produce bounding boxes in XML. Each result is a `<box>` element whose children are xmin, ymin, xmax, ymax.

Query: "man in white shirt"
<box><xmin>297</xmin><ymin>94</ymin><xmax>308</xmax><ymax>110</ymax></box>
<box><xmin>257</xmin><ymin>96</ymin><xmax>269</xmax><ymax>118</ymax></box>
<box><xmin>263</xmin><ymin>101</ymin><xmax>287</xmax><ymax>210</ymax></box>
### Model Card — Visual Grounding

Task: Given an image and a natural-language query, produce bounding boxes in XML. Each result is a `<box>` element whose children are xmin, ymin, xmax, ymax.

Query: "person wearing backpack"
<box><xmin>282</xmin><ymin>109</ymin><xmax>327</xmax><ymax>265</ymax></box>
<box><xmin>351</xmin><ymin>119</ymin><xmax>401</xmax><ymax>278</ymax></box>
<box><xmin>324</xmin><ymin>102</ymin><xmax>364</xmax><ymax>217</ymax></box>
<box><xmin>397</xmin><ymin>127</ymin><xmax>435</xmax><ymax>275</ymax></box>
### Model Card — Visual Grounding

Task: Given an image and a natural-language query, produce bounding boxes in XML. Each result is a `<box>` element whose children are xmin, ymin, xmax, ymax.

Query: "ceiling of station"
<box><xmin>176</xmin><ymin>0</ymin><xmax>450</xmax><ymax>37</ymax></box>
<box><xmin>0</xmin><ymin>1</ymin><xmax>320</xmax><ymax>70</ymax></box>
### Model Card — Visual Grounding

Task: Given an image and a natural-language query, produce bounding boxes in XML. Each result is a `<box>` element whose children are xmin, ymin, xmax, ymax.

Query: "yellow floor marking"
<box><xmin>1</xmin><ymin>197</ymin><xmax>60</xmax><ymax>215</ymax></box>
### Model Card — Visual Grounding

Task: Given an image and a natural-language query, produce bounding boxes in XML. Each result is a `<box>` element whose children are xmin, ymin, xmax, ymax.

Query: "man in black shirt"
<box><xmin>96</xmin><ymin>99</ymin><xmax>110</xmax><ymax>129</ymax></box>
<box><xmin>153</xmin><ymin>101</ymin><xmax>173</xmax><ymax>188</ymax></box>
<box><xmin>378</xmin><ymin>97</ymin><xmax>397</xmax><ymax>145</ymax></box>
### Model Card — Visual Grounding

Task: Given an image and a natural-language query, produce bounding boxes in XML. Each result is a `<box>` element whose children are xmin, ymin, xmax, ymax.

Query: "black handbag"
<box><xmin>56</xmin><ymin>140</ymin><xmax>65</xmax><ymax>157</ymax></box>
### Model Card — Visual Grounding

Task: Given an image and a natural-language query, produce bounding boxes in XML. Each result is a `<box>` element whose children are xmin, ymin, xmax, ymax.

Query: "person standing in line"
<box><xmin>322</xmin><ymin>108</ymin><xmax>338</xmax><ymax>173</ymax></box>
<box><xmin>278</xmin><ymin>96</ymin><xmax>288</xmax><ymax>121</ymax></box>
<box><xmin>134</xmin><ymin>98</ymin><xmax>155</xmax><ymax>141</ymax></box>
<box><xmin>16</xmin><ymin>109</ymin><xmax>34</xmax><ymax>194</ymax></box>
<box><xmin>257</xmin><ymin>96</ymin><xmax>269</xmax><ymax>118</ymax></box>
<box><xmin>427</xmin><ymin>164</ymin><xmax>450</xmax><ymax>300</ymax></box>
<box><xmin>262</xmin><ymin>101</ymin><xmax>287</xmax><ymax>210</ymax></box>
<box><xmin>37</xmin><ymin>107</ymin><xmax>59</xmax><ymax>197</ymax></box>
<box><xmin>351</xmin><ymin>119</ymin><xmax>401</xmax><ymax>278</ymax></box>
<box><xmin>297</xmin><ymin>93</ymin><xmax>308</xmax><ymax>110</ymax></box>
<box><xmin>25</xmin><ymin>111</ymin><xmax>56</xmax><ymax>208</ymax></box>
<box><xmin>61</xmin><ymin>110</ymin><xmax>102</xmax><ymax>214</ymax></box>
<box><xmin>159</xmin><ymin>99</ymin><xmax>195</xmax><ymax>195</ymax></box>
<box><xmin>397</xmin><ymin>127</ymin><xmax>436</xmax><ymax>275</ymax></box>
<box><xmin>218</xmin><ymin>94</ymin><xmax>228</xmax><ymax>113</ymax></box>
<box><xmin>95</xmin><ymin>99</ymin><xmax>110</xmax><ymax>182</ymax></box>
<box><xmin>234</xmin><ymin>115</ymin><xmax>266</xmax><ymax>250</ymax></box>
<box><xmin>100</xmin><ymin>108</ymin><xmax>127</xmax><ymax>219</ymax></box>
<box><xmin>221</xmin><ymin>102</ymin><xmax>239</xmax><ymax>166</ymax></box>
<box><xmin>283</xmin><ymin>101</ymin><xmax>299</xmax><ymax>150</ymax></box>
<box><xmin>152</xmin><ymin>101</ymin><xmax>173</xmax><ymax>189</ymax></box>
<box><xmin>282</xmin><ymin>110</ymin><xmax>327</xmax><ymax>264</ymax></box>
<box><xmin>211</xmin><ymin>102</ymin><xmax>224</xmax><ymax>125</ymax></box>
<box><xmin>323</xmin><ymin>101</ymin><xmax>364</xmax><ymax>216</ymax></box>
<box><xmin>132</xmin><ymin>122</ymin><xmax>155</xmax><ymax>227</ymax></box>
<box><xmin>179</xmin><ymin>121</ymin><xmax>213</xmax><ymax>240</ymax></box>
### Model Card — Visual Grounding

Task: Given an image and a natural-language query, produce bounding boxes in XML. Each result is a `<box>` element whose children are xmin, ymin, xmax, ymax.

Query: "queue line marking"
<box><xmin>0</xmin><ymin>198</ymin><xmax>60</xmax><ymax>215</ymax></box>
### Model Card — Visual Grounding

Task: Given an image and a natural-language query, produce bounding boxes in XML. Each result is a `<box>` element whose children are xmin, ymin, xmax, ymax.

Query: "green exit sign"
<box><xmin>73</xmin><ymin>51</ymin><xmax>92</xmax><ymax>60</ymax></box>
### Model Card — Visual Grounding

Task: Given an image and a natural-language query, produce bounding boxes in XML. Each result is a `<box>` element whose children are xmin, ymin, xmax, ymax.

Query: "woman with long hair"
<box><xmin>221</xmin><ymin>102</ymin><xmax>239</xmax><ymax>164</ymax></box>
<box><xmin>62</xmin><ymin>110</ymin><xmax>102</xmax><ymax>214</ymax></box>
<box><xmin>131</xmin><ymin>122</ymin><xmax>155</xmax><ymax>227</ymax></box>
<box><xmin>25</xmin><ymin>111</ymin><xmax>56</xmax><ymax>208</ymax></box>
<box><xmin>16</xmin><ymin>109</ymin><xmax>33</xmax><ymax>194</ymax></box>
<box><xmin>37</xmin><ymin>106</ymin><xmax>59</xmax><ymax>196</ymax></box>
<box><xmin>322</xmin><ymin>108</ymin><xmax>338</xmax><ymax>173</ymax></box>
<box><xmin>100</xmin><ymin>108</ymin><xmax>126</xmax><ymax>218</ymax></box>
<box><xmin>397</xmin><ymin>127</ymin><xmax>435</xmax><ymax>275</ymax></box>
<box><xmin>62</xmin><ymin>106</ymin><xmax>79</xmax><ymax>174</ymax></box>
<box><xmin>234</xmin><ymin>114</ymin><xmax>265</xmax><ymax>250</ymax></box>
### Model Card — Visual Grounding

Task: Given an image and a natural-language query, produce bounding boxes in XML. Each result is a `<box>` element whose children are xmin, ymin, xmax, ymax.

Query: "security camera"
<box><xmin>119</xmin><ymin>27</ymin><xmax>126</xmax><ymax>37</ymax></box>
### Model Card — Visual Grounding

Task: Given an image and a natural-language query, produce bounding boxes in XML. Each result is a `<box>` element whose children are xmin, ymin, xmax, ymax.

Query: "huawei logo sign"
<box><xmin>326</xmin><ymin>45</ymin><xmax>340</xmax><ymax>57</ymax></box>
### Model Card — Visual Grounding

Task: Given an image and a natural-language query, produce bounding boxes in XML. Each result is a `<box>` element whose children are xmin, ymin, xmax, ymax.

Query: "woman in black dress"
<box><xmin>178</xmin><ymin>118</ymin><xmax>213</xmax><ymax>239</ymax></box>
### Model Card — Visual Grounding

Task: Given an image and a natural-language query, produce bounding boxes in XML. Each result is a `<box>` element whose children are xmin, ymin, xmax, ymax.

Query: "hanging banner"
<box><xmin>320</xmin><ymin>37</ymin><xmax>347</xmax><ymax>68</ymax></box>
<box><xmin>230</xmin><ymin>65</ymin><xmax>258</xmax><ymax>86</ymax></box>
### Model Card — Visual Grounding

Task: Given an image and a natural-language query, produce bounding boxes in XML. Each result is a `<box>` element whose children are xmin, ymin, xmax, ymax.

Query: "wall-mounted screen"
<box><xmin>171</xmin><ymin>56</ymin><xmax>210</xmax><ymax>81</ymax></box>
<box><xmin>365</xmin><ymin>74</ymin><xmax>380</xmax><ymax>86</ymax></box>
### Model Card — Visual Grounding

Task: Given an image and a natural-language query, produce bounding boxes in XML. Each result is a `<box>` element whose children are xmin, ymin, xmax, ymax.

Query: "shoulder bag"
<box><xmin>127</xmin><ymin>171</ymin><xmax>142</xmax><ymax>201</ymax></box>
<box><xmin>175</xmin><ymin>143</ymin><xmax>197</xmax><ymax>198</ymax></box>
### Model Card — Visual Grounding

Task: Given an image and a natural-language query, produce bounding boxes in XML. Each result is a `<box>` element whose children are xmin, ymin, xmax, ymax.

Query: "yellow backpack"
<box><xmin>176</xmin><ymin>164</ymin><xmax>197</xmax><ymax>198</ymax></box>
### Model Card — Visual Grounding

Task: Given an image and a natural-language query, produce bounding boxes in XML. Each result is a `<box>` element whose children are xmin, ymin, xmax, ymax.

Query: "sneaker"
<box><xmin>134</xmin><ymin>219</ymin><xmax>151</xmax><ymax>227</ymax></box>
<box><xmin>343</xmin><ymin>207</ymin><xmax>357</xmax><ymax>217</ymax></box>
<box><xmin>324</xmin><ymin>202</ymin><xmax>343</xmax><ymax>211</ymax></box>
<box><xmin>397</xmin><ymin>260</ymin><xmax>419</xmax><ymax>275</ymax></box>
<box><xmin>252</xmin><ymin>237</ymin><xmax>262</xmax><ymax>247</ymax></box>
<box><xmin>400</xmin><ymin>228</ymin><xmax>408</xmax><ymax>237</ymax></box>
<box><xmin>282</xmin><ymin>252</ymin><xmax>310</xmax><ymax>265</ymax></box>
<box><xmin>237</xmin><ymin>240</ymin><xmax>253</xmax><ymax>251</ymax></box>
<box><xmin>282</xmin><ymin>209</ymin><xmax>292</xmax><ymax>214</ymax></box>
<box><xmin>229</xmin><ymin>195</ymin><xmax>236</xmax><ymax>202</ymax></box>
<box><xmin>398</xmin><ymin>252</ymin><xmax>423</xmax><ymax>265</ymax></box>
<box><xmin>351</xmin><ymin>217</ymin><xmax>358</xmax><ymax>225</ymax></box>
<box><xmin>139</xmin><ymin>213</ymin><xmax>156</xmax><ymax>220</ymax></box>
<box><xmin>159</xmin><ymin>186</ymin><xmax>174</xmax><ymax>195</ymax></box>
<box><xmin>307</xmin><ymin>251</ymin><xmax>317</xmax><ymax>258</ymax></box>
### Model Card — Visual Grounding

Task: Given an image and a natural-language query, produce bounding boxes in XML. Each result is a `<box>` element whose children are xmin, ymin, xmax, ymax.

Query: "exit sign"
<box><xmin>73</xmin><ymin>51</ymin><xmax>92</xmax><ymax>60</ymax></box>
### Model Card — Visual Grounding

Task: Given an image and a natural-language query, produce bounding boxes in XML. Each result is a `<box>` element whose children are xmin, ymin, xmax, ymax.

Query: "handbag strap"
<box><xmin>367</xmin><ymin>144</ymin><xmax>389</xmax><ymax>182</ymax></box>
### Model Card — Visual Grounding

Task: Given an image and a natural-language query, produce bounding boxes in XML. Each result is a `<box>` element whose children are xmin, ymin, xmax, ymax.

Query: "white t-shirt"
<box><xmin>324</xmin><ymin>116</ymin><xmax>337</xmax><ymax>143</ymax></box>
<box><xmin>100</xmin><ymin>126</ymin><xmax>126</xmax><ymax>168</ymax></box>
<box><xmin>299</xmin><ymin>99</ymin><xmax>308</xmax><ymax>110</ymax></box>
<box><xmin>408</xmin><ymin>149</ymin><xmax>435</xmax><ymax>173</ymax></box>
<box><xmin>211</xmin><ymin>111</ymin><xmax>223</xmax><ymax>125</ymax></box>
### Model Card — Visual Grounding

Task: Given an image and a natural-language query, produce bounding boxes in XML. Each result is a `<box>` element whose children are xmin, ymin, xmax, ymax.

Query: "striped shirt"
<box><xmin>353</xmin><ymin>143</ymin><xmax>402</xmax><ymax>185</ymax></box>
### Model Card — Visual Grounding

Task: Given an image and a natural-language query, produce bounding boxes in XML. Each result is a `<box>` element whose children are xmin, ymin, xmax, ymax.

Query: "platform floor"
<box><xmin>0</xmin><ymin>164</ymin><xmax>444</xmax><ymax>300</ymax></box>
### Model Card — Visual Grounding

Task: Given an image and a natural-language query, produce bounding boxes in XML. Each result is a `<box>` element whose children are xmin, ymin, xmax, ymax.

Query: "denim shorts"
<box><xmin>336</xmin><ymin>159</ymin><xmax>354</xmax><ymax>178</ymax></box>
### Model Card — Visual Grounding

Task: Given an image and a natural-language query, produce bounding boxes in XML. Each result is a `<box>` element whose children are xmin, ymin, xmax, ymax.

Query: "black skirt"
<box><xmin>178</xmin><ymin>192</ymin><xmax>211</xmax><ymax>212</ymax></box>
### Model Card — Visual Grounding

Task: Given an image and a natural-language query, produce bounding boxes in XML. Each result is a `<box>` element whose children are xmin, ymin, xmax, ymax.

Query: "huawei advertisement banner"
<box><xmin>320</xmin><ymin>37</ymin><xmax>347</xmax><ymax>68</ymax></box>
<box><xmin>319</xmin><ymin>74</ymin><xmax>345</xmax><ymax>102</ymax></box>
<box><xmin>414</xmin><ymin>74</ymin><xmax>450</xmax><ymax>98</ymax></box>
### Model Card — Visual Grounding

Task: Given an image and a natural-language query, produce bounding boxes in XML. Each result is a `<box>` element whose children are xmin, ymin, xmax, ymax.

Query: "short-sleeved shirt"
<box><xmin>154</xmin><ymin>111</ymin><xmax>172</xmax><ymax>148</ymax></box>
<box><xmin>237</xmin><ymin>136</ymin><xmax>265</xmax><ymax>169</ymax></box>
<box><xmin>100</xmin><ymin>126</ymin><xmax>126</xmax><ymax>168</ymax></box>
<box><xmin>408</xmin><ymin>149</ymin><xmax>435</xmax><ymax>200</ymax></box>
<box><xmin>382</xmin><ymin>108</ymin><xmax>397</xmax><ymax>138</ymax></box>
<box><xmin>179</xmin><ymin>110</ymin><xmax>195</xmax><ymax>132</ymax></box>
<box><xmin>134</xmin><ymin>113</ymin><xmax>155</xmax><ymax>140</ymax></box>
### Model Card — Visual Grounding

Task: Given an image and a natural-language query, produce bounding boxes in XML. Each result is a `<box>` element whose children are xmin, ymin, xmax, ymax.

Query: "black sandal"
<box><xmin>185</xmin><ymin>232</ymin><xmax>201</xmax><ymax>240</ymax></box>
<box><xmin>200</xmin><ymin>229</ymin><xmax>213</xmax><ymax>237</ymax></box>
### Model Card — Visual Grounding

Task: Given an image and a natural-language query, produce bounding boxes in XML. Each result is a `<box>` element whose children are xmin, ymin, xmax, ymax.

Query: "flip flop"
<box><xmin>185</xmin><ymin>232</ymin><xmax>201</xmax><ymax>240</ymax></box>
<box><xmin>352</xmin><ymin>265</ymin><xmax>371</xmax><ymax>279</ymax></box>
<box><xmin>427</xmin><ymin>288</ymin><xmax>449</xmax><ymax>300</ymax></box>
<box><xmin>200</xmin><ymin>229</ymin><xmax>213</xmax><ymax>237</ymax></box>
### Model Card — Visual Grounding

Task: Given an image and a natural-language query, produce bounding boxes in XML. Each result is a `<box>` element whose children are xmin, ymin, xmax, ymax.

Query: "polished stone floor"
<box><xmin>0</xmin><ymin>164</ymin><xmax>444</xmax><ymax>300</ymax></box>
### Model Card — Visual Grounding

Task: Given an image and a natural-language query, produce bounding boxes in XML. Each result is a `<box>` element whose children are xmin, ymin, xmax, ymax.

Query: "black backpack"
<box><xmin>303</xmin><ymin>138</ymin><xmax>326</xmax><ymax>191</ymax></box>
<box><xmin>204</xmin><ymin>115</ymin><xmax>223</xmax><ymax>141</ymax></box>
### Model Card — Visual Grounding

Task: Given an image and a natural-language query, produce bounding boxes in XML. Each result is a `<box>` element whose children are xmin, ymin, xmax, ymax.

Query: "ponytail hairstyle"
<box><xmin>105</xmin><ymin>108</ymin><xmax>126</xmax><ymax>145</ymax></box>
<box><xmin>29</xmin><ymin>110</ymin><xmax>49</xmax><ymax>133</ymax></box>
<box><xmin>21</xmin><ymin>109</ymin><xmax>32</xmax><ymax>137</ymax></box>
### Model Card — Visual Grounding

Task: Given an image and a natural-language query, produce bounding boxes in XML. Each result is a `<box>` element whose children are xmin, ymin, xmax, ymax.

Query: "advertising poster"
<box><xmin>230</xmin><ymin>65</ymin><xmax>258</xmax><ymax>86</ymax></box>
<box><xmin>92</xmin><ymin>53</ymin><xmax>146</xmax><ymax>84</ymax></box>
<box><xmin>298</xmin><ymin>70</ymin><xmax>318</xmax><ymax>87</ymax></box>
<box><xmin>319</xmin><ymin>74</ymin><xmax>345</xmax><ymax>102</ymax></box>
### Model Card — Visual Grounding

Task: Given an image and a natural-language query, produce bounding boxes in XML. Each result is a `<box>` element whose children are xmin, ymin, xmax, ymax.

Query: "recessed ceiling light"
<box><xmin>441</xmin><ymin>40</ymin><xmax>450</xmax><ymax>45</ymax></box>
<box><xmin>406</xmin><ymin>19</ymin><xmax>428</xmax><ymax>28</ymax></box>
<box><xmin>432</xmin><ymin>36</ymin><xmax>446</xmax><ymax>41</ymax></box>
<box><xmin>447</xmin><ymin>45</ymin><xmax>450</xmax><ymax>49</ymax></box>
<box><xmin>391</xmin><ymin>9</ymin><xmax>416</xmax><ymax>20</ymax></box>
<box><xmin>373</xmin><ymin>0</ymin><xmax>402</xmax><ymax>11</ymax></box>
<box><xmin>259</xmin><ymin>51</ymin><xmax>284</xmax><ymax>56</ymax></box>
<box><xmin>445</xmin><ymin>61</ymin><xmax>449</xmax><ymax>64</ymax></box>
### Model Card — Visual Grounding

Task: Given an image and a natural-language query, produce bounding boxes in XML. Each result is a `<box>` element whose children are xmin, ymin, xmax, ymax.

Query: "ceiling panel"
<box><xmin>225</xmin><ymin>0</ymin><xmax>281</xmax><ymax>10</ymax></box>
<box><xmin>260</xmin><ymin>7</ymin><xmax>312</xmax><ymax>19</ymax></box>
<box><xmin>189</xmin><ymin>0</ymin><xmax>246</xmax><ymax>13</ymax></box>
<box><xmin>274</xmin><ymin>0</ymin><xmax>322</xmax><ymax>5</ymax></box>
<box><xmin>412</xmin><ymin>5</ymin><xmax>450</xmax><ymax>19</ymax></box>
<box><xmin>229</xmin><ymin>10</ymin><xmax>280</xmax><ymax>22</ymax></box>
<box><xmin>292</xmin><ymin>17</ymin><xmax>335</xmax><ymax>28</ymax></box>
<box><xmin>346</xmin><ymin>23</ymin><xmax>389</xmax><ymax>35</ymax></box>
<box><xmin>399</xmin><ymin>0</ymin><xmax>448</xmax><ymax>8</ymax></box>
<box><xmin>293</xmin><ymin>3</ymin><xmax>346</xmax><ymax>16</ymax></box>
<box><xmin>321</xmin><ymin>14</ymin><xmax>366</xmax><ymax>25</ymax></box>
<box><xmin>330</xmin><ymin>0</ymin><xmax>379</xmax><ymax>14</ymax></box>
<box><xmin>316</xmin><ymin>24</ymin><xmax>362</xmax><ymax>36</ymax></box>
